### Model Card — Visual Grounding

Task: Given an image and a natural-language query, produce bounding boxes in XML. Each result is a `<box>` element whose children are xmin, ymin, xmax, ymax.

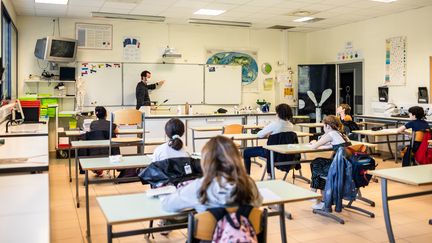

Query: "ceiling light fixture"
<box><xmin>91</xmin><ymin>12</ymin><xmax>165</xmax><ymax>22</ymax></box>
<box><xmin>370</xmin><ymin>0</ymin><xmax>398</xmax><ymax>3</ymax></box>
<box><xmin>194</xmin><ymin>9</ymin><xmax>226</xmax><ymax>16</ymax></box>
<box><xmin>188</xmin><ymin>18</ymin><xmax>251</xmax><ymax>27</ymax></box>
<box><xmin>293</xmin><ymin>16</ymin><xmax>315</xmax><ymax>22</ymax></box>
<box><xmin>35</xmin><ymin>0</ymin><xmax>68</xmax><ymax>4</ymax></box>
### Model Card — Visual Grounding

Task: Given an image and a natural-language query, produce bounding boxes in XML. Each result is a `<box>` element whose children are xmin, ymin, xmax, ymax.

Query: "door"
<box><xmin>339</xmin><ymin>71</ymin><xmax>354</xmax><ymax>108</ymax></box>
<box><xmin>337</xmin><ymin>62</ymin><xmax>363</xmax><ymax>115</ymax></box>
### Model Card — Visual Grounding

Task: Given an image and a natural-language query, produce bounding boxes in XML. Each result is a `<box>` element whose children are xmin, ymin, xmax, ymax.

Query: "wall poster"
<box><xmin>385</xmin><ymin>36</ymin><xmax>407</xmax><ymax>86</ymax></box>
<box><xmin>76</xmin><ymin>23</ymin><xmax>113</xmax><ymax>50</ymax></box>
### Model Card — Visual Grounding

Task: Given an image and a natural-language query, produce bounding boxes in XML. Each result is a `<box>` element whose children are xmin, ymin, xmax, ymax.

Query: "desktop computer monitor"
<box><xmin>378</xmin><ymin>87</ymin><xmax>388</xmax><ymax>102</ymax></box>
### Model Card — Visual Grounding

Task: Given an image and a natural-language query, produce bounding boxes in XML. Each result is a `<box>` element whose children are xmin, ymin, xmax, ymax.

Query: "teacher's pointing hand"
<box><xmin>158</xmin><ymin>80</ymin><xmax>165</xmax><ymax>86</ymax></box>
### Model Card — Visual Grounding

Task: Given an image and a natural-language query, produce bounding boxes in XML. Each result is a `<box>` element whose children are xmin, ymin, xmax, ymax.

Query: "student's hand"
<box><xmin>158</xmin><ymin>80</ymin><xmax>165</xmax><ymax>86</ymax></box>
<box><xmin>309</xmin><ymin>140</ymin><xmax>317</xmax><ymax>145</ymax></box>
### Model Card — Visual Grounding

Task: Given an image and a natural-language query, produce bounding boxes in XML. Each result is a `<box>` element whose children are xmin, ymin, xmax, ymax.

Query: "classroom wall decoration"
<box><xmin>123</xmin><ymin>36</ymin><xmax>141</xmax><ymax>62</ymax></box>
<box><xmin>384</xmin><ymin>36</ymin><xmax>407</xmax><ymax>86</ymax></box>
<box><xmin>80</xmin><ymin>62</ymin><xmax>121</xmax><ymax>77</ymax></box>
<box><xmin>206</xmin><ymin>50</ymin><xmax>258</xmax><ymax>85</ymax></box>
<box><xmin>337</xmin><ymin>41</ymin><xmax>362</xmax><ymax>61</ymax></box>
<box><xmin>76</xmin><ymin>23</ymin><xmax>113</xmax><ymax>50</ymax></box>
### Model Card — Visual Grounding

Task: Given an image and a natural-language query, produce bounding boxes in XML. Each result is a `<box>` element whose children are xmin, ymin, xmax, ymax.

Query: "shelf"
<box><xmin>38</xmin><ymin>96</ymin><xmax>76</xmax><ymax>99</ymax></box>
<box><xmin>24</xmin><ymin>79</ymin><xmax>76</xmax><ymax>83</ymax></box>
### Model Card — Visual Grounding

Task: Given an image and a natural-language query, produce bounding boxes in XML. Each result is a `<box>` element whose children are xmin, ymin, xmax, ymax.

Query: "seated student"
<box><xmin>152</xmin><ymin>118</ymin><xmax>189</xmax><ymax>162</ymax></box>
<box><xmin>243</xmin><ymin>103</ymin><xmax>294</xmax><ymax>177</ymax></box>
<box><xmin>397</xmin><ymin>106</ymin><xmax>429</xmax><ymax>167</ymax></box>
<box><xmin>88</xmin><ymin>106</ymin><xmax>119</xmax><ymax>177</ymax></box>
<box><xmin>309</xmin><ymin>115</ymin><xmax>351</xmax><ymax>209</ymax></box>
<box><xmin>90</xmin><ymin>106</ymin><xmax>119</xmax><ymax>134</ymax></box>
<box><xmin>161</xmin><ymin>135</ymin><xmax>262</xmax><ymax>213</ymax></box>
<box><xmin>337</xmin><ymin>103</ymin><xmax>360</xmax><ymax>140</ymax></box>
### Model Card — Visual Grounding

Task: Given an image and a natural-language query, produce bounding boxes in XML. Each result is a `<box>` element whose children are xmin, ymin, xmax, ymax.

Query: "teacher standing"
<box><xmin>135</xmin><ymin>70</ymin><xmax>165</xmax><ymax>110</ymax></box>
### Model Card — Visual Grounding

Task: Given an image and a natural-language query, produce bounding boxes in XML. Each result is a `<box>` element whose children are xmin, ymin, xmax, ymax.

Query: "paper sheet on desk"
<box><xmin>259</xmin><ymin>188</ymin><xmax>281</xmax><ymax>201</ymax></box>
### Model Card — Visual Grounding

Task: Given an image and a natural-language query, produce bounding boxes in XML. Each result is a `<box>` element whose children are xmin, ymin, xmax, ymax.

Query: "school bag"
<box><xmin>349</xmin><ymin>152</ymin><xmax>377</xmax><ymax>188</ymax></box>
<box><xmin>414</xmin><ymin>131</ymin><xmax>432</xmax><ymax>165</ymax></box>
<box><xmin>208</xmin><ymin>206</ymin><xmax>258</xmax><ymax>243</ymax></box>
<box><xmin>342</xmin><ymin>120</ymin><xmax>361</xmax><ymax>140</ymax></box>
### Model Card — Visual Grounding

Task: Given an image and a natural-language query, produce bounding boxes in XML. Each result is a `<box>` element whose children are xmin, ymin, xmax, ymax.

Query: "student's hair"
<box><xmin>140</xmin><ymin>70</ymin><xmax>151</xmax><ymax>79</ymax></box>
<box><xmin>199</xmin><ymin>136</ymin><xmax>259</xmax><ymax>205</ymax></box>
<box><xmin>95</xmin><ymin>106</ymin><xmax>107</xmax><ymax>119</ymax></box>
<box><xmin>323</xmin><ymin>115</ymin><xmax>343</xmax><ymax>132</ymax></box>
<box><xmin>408</xmin><ymin>106</ymin><xmax>425</xmax><ymax>120</ymax></box>
<box><xmin>339</xmin><ymin>104</ymin><xmax>351</xmax><ymax>115</ymax></box>
<box><xmin>165</xmin><ymin>118</ymin><xmax>185</xmax><ymax>151</ymax></box>
<box><xmin>276</xmin><ymin>103</ymin><xmax>293</xmax><ymax>121</ymax></box>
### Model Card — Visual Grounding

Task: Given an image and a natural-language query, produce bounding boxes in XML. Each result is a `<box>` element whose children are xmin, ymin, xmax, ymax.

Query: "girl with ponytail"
<box><xmin>152</xmin><ymin>118</ymin><xmax>189</xmax><ymax>162</ymax></box>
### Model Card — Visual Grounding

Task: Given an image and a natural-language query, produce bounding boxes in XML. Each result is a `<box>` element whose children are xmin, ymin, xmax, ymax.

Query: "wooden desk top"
<box><xmin>222</xmin><ymin>131</ymin><xmax>313</xmax><ymax>141</ymax></box>
<box><xmin>190</xmin><ymin>125</ymin><xmax>263</xmax><ymax>132</ymax></box>
<box><xmin>263</xmin><ymin>141</ymin><xmax>377</xmax><ymax>154</ymax></box>
<box><xmin>65</xmin><ymin>129</ymin><xmax>149</xmax><ymax>137</ymax></box>
<box><xmin>0</xmin><ymin>122</ymin><xmax>49</xmax><ymax>137</ymax></box>
<box><xmin>0</xmin><ymin>174</ymin><xmax>49</xmax><ymax>243</ymax></box>
<box><xmin>369</xmin><ymin>164</ymin><xmax>432</xmax><ymax>186</ymax></box>
<box><xmin>296</xmin><ymin>123</ymin><xmax>324</xmax><ymax>128</ymax></box>
<box><xmin>97</xmin><ymin>180</ymin><xmax>320</xmax><ymax>225</ymax></box>
<box><xmin>71</xmin><ymin>138</ymin><xmax>165</xmax><ymax>148</ymax></box>
<box><xmin>352</xmin><ymin>128</ymin><xmax>402</xmax><ymax>136</ymax></box>
<box><xmin>80</xmin><ymin>155</ymin><xmax>152</xmax><ymax>170</ymax></box>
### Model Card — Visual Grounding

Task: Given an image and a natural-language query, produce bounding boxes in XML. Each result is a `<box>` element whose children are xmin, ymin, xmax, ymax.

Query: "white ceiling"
<box><xmin>11</xmin><ymin>0</ymin><xmax>432</xmax><ymax>32</ymax></box>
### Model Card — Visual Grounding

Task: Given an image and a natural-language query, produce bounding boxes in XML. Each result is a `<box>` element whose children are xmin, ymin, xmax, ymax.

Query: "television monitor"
<box><xmin>378</xmin><ymin>86</ymin><xmax>388</xmax><ymax>102</ymax></box>
<box><xmin>418</xmin><ymin>87</ymin><xmax>428</xmax><ymax>104</ymax></box>
<box><xmin>34</xmin><ymin>36</ymin><xmax>78</xmax><ymax>62</ymax></box>
<box><xmin>60</xmin><ymin>67</ymin><xmax>76</xmax><ymax>81</ymax></box>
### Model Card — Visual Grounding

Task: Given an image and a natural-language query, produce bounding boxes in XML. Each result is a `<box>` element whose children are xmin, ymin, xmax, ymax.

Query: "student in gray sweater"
<box><xmin>161</xmin><ymin>136</ymin><xmax>262</xmax><ymax>213</ymax></box>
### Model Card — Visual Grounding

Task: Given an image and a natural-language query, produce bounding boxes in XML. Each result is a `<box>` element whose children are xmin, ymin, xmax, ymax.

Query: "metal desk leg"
<box><xmin>75</xmin><ymin>148</ymin><xmax>80</xmax><ymax>208</ymax></box>
<box><xmin>381</xmin><ymin>178</ymin><xmax>396</xmax><ymax>243</ymax></box>
<box><xmin>68</xmin><ymin>146</ymin><xmax>72</xmax><ymax>182</ymax></box>
<box><xmin>85</xmin><ymin>171</ymin><xmax>91</xmax><ymax>237</ymax></box>
<box><xmin>107</xmin><ymin>224</ymin><xmax>113</xmax><ymax>243</ymax></box>
<box><xmin>192</xmin><ymin>130</ymin><xmax>196</xmax><ymax>153</ymax></box>
<box><xmin>270</xmin><ymin>151</ymin><xmax>275</xmax><ymax>180</ymax></box>
<box><xmin>279</xmin><ymin>204</ymin><xmax>287</xmax><ymax>243</ymax></box>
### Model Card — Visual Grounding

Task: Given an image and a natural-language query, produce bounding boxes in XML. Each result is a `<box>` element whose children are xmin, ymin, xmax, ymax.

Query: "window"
<box><xmin>1</xmin><ymin>3</ymin><xmax>17</xmax><ymax>102</ymax></box>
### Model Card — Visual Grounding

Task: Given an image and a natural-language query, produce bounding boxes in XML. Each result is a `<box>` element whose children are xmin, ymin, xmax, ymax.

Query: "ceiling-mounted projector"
<box><xmin>162</xmin><ymin>46</ymin><xmax>182</xmax><ymax>58</ymax></box>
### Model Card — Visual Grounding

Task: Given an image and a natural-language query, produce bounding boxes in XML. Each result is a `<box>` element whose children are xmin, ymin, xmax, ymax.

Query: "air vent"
<box><xmin>286</xmin><ymin>10</ymin><xmax>318</xmax><ymax>17</ymax></box>
<box><xmin>267</xmin><ymin>25</ymin><xmax>295</xmax><ymax>30</ymax></box>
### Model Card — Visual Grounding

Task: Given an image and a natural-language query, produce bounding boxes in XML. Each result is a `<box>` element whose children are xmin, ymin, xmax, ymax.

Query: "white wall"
<box><xmin>16</xmin><ymin>16</ymin><xmax>306</xmax><ymax>113</ymax></box>
<box><xmin>305</xmin><ymin>6</ymin><xmax>432</xmax><ymax>114</ymax></box>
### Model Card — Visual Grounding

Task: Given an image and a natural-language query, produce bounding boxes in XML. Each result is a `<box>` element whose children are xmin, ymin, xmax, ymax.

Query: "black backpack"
<box><xmin>349</xmin><ymin>152</ymin><xmax>377</xmax><ymax>188</ymax></box>
<box><xmin>342</xmin><ymin>120</ymin><xmax>361</xmax><ymax>140</ymax></box>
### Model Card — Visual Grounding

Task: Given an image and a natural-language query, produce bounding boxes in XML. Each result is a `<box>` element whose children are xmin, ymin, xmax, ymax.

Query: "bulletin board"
<box><xmin>384</xmin><ymin>36</ymin><xmax>407</xmax><ymax>86</ymax></box>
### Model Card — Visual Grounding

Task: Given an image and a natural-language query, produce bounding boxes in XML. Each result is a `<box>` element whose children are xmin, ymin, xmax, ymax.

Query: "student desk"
<box><xmin>0</xmin><ymin>136</ymin><xmax>49</xmax><ymax>173</ymax></box>
<box><xmin>296</xmin><ymin>123</ymin><xmax>324</xmax><ymax>133</ymax></box>
<box><xmin>97</xmin><ymin>180</ymin><xmax>321</xmax><ymax>243</ymax></box>
<box><xmin>0</xmin><ymin>121</ymin><xmax>49</xmax><ymax>137</ymax></box>
<box><xmin>189</xmin><ymin>124</ymin><xmax>264</xmax><ymax>152</ymax></box>
<box><xmin>370</xmin><ymin>165</ymin><xmax>432</xmax><ymax>243</ymax></box>
<box><xmin>263</xmin><ymin>141</ymin><xmax>377</xmax><ymax>179</ymax></box>
<box><xmin>79</xmin><ymin>155</ymin><xmax>153</xmax><ymax>237</ymax></box>
<box><xmin>352</xmin><ymin>128</ymin><xmax>410</xmax><ymax>162</ymax></box>
<box><xmin>69</xmin><ymin>138</ymin><xmax>165</xmax><ymax>183</ymax></box>
<box><xmin>0</xmin><ymin>174</ymin><xmax>49</xmax><ymax>243</ymax></box>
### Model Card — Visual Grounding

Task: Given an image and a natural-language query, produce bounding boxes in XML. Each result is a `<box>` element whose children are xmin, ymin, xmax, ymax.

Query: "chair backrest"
<box><xmin>112</xmin><ymin>109</ymin><xmax>143</xmax><ymax>125</ymax></box>
<box><xmin>222</xmin><ymin>124</ymin><xmax>244</xmax><ymax>134</ymax></box>
<box><xmin>187</xmin><ymin>207</ymin><xmax>267</xmax><ymax>243</ymax></box>
<box><xmin>266</xmin><ymin>132</ymin><xmax>300</xmax><ymax>169</ymax></box>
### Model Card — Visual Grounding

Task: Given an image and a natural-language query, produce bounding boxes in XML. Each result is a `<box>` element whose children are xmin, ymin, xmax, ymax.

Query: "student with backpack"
<box><xmin>152</xmin><ymin>118</ymin><xmax>189</xmax><ymax>162</ymax></box>
<box><xmin>161</xmin><ymin>135</ymin><xmax>263</xmax><ymax>213</ymax></box>
<box><xmin>243</xmin><ymin>103</ymin><xmax>295</xmax><ymax>177</ymax></box>
<box><xmin>308</xmin><ymin>115</ymin><xmax>351</xmax><ymax>210</ymax></box>
<box><xmin>337</xmin><ymin>103</ymin><xmax>360</xmax><ymax>140</ymax></box>
<box><xmin>397</xmin><ymin>106</ymin><xmax>430</xmax><ymax>166</ymax></box>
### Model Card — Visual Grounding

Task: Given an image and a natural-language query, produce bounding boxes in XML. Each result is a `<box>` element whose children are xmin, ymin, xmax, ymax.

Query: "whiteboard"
<box><xmin>123</xmin><ymin>63</ymin><xmax>204</xmax><ymax>105</ymax></box>
<box><xmin>79</xmin><ymin>62</ymin><xmax>122</xmax><ymax>106</ymax></box>
<box><xmin>205</xmin><ymin>65</ymin><xmax>242</xmax><ymax>104</ymax></box>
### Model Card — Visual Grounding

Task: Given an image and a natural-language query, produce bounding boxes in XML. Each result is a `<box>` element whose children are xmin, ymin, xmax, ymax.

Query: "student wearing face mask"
<box><xmin>135</xmin><ymin>70</ymin><xmax>165</xmax><ymax>110</ymax></box>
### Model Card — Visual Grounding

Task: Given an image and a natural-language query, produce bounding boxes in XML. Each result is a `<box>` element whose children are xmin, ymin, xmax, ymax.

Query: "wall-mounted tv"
<box><xmin>34</xmin><ymin>36</ymin><xmax>78</xmax><ymax>63</ymax></box>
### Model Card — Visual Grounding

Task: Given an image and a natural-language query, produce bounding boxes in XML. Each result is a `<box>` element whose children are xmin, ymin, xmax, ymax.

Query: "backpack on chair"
<box><xmin>414</xmin><ymin>131</ymin><xmax>432</xmax><ymax>165</ymax></box>
<box><xmin>209</xmin><ymin>206</ymin><xmax>258</xmax><ymax>243</ymax></box>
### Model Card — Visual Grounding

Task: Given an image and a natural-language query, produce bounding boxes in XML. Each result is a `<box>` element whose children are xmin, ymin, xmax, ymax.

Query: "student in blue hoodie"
<box><xmin>161</xmin><ymin>136</ymin><xmax>262</xmax><ymax>213</ymax></box>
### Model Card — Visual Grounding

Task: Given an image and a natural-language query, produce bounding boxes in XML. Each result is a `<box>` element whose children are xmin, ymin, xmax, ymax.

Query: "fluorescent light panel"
<box><xmin>188</xmin><ymin>18</ymin><xmax>251</xmax><ymax>27</ymax></box>
<box><xmin>92</xmin><ymin>12</ymin><xmax>165</xmax><ymax>22</ymax></box>
<box><xmin>35</xmin><ymin>0</ymin><xmax>68</xmax><ymax>4</ymax></box>
<box><xmin>194</xmin><ymin>9</ymin><xmax>225</xmax><ymax>16</ymax></box>
<box><xmin>293</xmin><ymin>16</ymin><xmax>315</xmax><ymax>22</ymax></box>
<box><xmin>371</xmin><ymin>0</ymin><xmax>398</xmax><ymax>3</ymax></box>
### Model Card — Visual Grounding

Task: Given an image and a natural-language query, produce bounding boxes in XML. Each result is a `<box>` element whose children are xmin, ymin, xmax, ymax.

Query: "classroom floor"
<box><xmin>49</xmin><ymin>152</ymin><xmax>432</xmax><ymax>243</ymax></box>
